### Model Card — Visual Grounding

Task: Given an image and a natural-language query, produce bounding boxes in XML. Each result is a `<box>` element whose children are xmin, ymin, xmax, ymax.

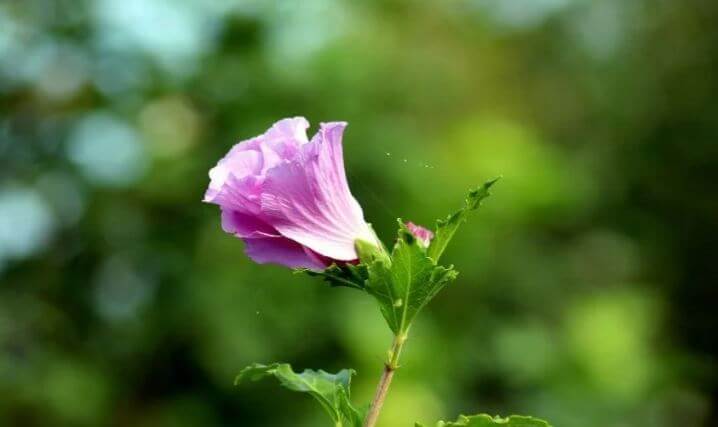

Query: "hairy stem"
<box><xmin>362</xmin><ymin>333</ymin><xmax>407</xmax><ymax>427</ymax></box>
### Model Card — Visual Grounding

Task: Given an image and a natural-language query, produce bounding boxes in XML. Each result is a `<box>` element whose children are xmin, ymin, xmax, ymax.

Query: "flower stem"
<box><xmin>362</xmin><ymin>333</ymin><xmax>407</xmax><ymax>427</ymax></box>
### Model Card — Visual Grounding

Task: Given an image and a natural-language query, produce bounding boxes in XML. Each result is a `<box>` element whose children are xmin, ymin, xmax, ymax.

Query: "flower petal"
<box><xmin>221</xmin><ymin>209</ymin><xmax>277</xmax><ymax>238</ymax></box>
<box><xmin>244</xmin><ymin>236</ymin><xmax>329</xmax><ymax>270</ymax></box>
<box><xmin>206</xmin><ymin>173</ymin><xmax>263</xmax><ymax>214</ymax></box>
<box><xmin>260</xmin><ymin>122</ymin><xmax>376</xmax><ymax>260</ymax></box>
<box><xmin>205</xmin><ymin>149</ymin><xmax>262</xmax><ymax>203</ymax></box>
<box><xmin>204</xmin><ymin>117</ymin><xmax>310</xmax><ymax>205</ymax></box>
<box><xmin>257</xmin><ymin>117</ymin><xmax>310</xmax><ymax>172</ymax></box>
<box><xmin>406</xmin><ymin>221</ymin><xmax>434</xmax><ymax>247</ymax></box>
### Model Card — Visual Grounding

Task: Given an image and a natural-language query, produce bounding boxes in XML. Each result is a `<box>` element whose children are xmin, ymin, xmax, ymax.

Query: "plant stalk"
<box><xmin>362</xmin><ymin>333</ymin><xmax>407</xmax><ymax>427</ymax></box>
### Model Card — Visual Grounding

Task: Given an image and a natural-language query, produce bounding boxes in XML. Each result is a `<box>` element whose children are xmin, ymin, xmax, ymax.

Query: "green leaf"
<box><xmin>365</xmin><ymin>221</ymin><xmax>458</xmax><ymax>335</ymax></box>
<box><xmin>416</xmin><ymin>413</ymin><xmax>551</xmax><ymax>427</ymax></box>
<box><xmin>236</xmin><ymin>363</ymin><xmax>364</xmax><ymax>427</ymax></box>
<box><xmin>301</xmin><ymin>263</ymin><xmax>368</xmax><ymax>290</ymax></box>
<box><xmin>427</xmin><ymin>178</ymin><xmax>499</xmax><ymax>263</ymax></box>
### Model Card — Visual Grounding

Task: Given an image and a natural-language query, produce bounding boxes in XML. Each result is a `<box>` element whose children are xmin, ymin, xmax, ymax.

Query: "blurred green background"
<box><xmin>1</xmin><ymin>1</ymin><xmax>717</xmax><ymax>426</ymax></box>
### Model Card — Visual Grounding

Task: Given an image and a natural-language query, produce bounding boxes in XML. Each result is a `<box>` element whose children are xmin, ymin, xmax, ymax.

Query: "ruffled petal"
<box><xmin>257</xmin><ymin>117</ymin><xmax>309</xmax><ymax>173</ymax></box>
<box><xmin>205</xmin><ymin>149</ymin><xmax>262</xmax><ymax>203</ymax></box>
<box><xmin>206</xmin><ymin>173</ymin><xmax>263</xmax><ymax>214</ymax></box>
<box><xmin>204</xmin><ymin>117</ymin><xmax>310</xmax><ymax>205</ymax></box>
<box><xmin>260</xmin><ymin>122</ymin><xmax>376</xmax><ymax>260</ymax></box>
<box><xmin>263</xmin><ymin>117</ymin><xmax>310</xmax><ymax>146</ymax></box>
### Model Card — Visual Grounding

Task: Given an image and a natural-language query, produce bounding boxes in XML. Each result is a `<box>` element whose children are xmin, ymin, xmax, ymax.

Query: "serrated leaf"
<box><xmin>236</xmin><ymin>363</ymin><xmax>364</xmax><ymax>426</ymax></box>
<box><xmin>417</xmin><ymin>413</ymin><xmax>551</xmax><ymax>427</ymax></box>
<box><xmin>301</xmin><ymin>263</ymin><xmax>368</xmax><ymax>290</ymax></box>
<box><xmin>365</xmin><ymin>222</ymin><xmax>458</xmax><ymax>334</ymax></box>
<box><xmin>427</xmin><ymin>178</ymin><xmax>499</xmax><ymax>263</ymax></box>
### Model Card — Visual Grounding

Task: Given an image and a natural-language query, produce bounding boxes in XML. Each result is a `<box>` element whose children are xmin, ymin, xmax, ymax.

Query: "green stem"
<box><xmin>362</xmin><ymin>332</ymin><xmax>408</xmax><ymax>427</ymax></box>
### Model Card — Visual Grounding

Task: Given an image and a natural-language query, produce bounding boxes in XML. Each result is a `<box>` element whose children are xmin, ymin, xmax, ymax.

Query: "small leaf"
<box><xmin>301</xmin><ymin>263</ymin><xmax>368</xmax><ymax>290</ymax></box>
<box><xmin>421</xmin><ymin>413</ymin><xmax>551</xmax><ymax>427</ymax></box>
<box><xmin>236</xmin><ymin>363</ymin><xmax>364</xmax><ymax>426</ymax></box>
<box><xmin>427</xmin><ymin>178</ymin><xmax>499</xmax><ymax>263</ymax></box>
<box><xmin>365</xmin><ymin>221</ymin><xmax>458</xmax><ymax>334</ymax></box>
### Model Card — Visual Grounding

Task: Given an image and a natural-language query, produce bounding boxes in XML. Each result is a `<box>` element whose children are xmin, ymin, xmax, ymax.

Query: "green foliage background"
<box><xmin>1</xmin><ymin>1</ymin><xmax>716</xmax><ymax>426</ymax></box>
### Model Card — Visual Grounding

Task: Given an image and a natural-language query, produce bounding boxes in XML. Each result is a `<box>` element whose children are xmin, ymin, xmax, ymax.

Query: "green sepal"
<box><xmin>355</xmin><ymin>238</ymin><xmax>390</xmax><ymax>265</ymax></box>
<box><xmin>365</xmin><ymin>220</ymin><xmax>458</xmax><ymax>335</ymax></box>
<box><xmin>296</xmin><ymin>238</ymin><xmax>386</xmax><ymax>290</ymax></box>
<box><xmin>236</xmin><ymin>363</ymin><xmax>364</xmax><ymax>427</ymax></box>
<box><xmin>427</xmin><ymin>178</ymin><xmax>499</xmax><ymax>263</ymax></box>
<box><xmin>416</xmin><ymin>413</ymin><xmax>551</xmax><ymax>427</ymax></box>
<box><xmin>299</xmin><ymin>263</ymin><xmax>368</xmax><ymax>290</ymax></box>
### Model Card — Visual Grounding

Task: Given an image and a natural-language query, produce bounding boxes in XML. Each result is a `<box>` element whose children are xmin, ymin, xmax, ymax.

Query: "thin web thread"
<box><xmin>346</xmin><ymin>150</ymin><xmax>436</xmax><ymax>222</ymax></box>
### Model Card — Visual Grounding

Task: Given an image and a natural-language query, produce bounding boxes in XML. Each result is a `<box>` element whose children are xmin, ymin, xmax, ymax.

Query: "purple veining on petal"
<box><xmin>204</xmin><ymin>117</ymin><xmax>377</xmax><ymax>270</ymax></box>
<box><xmin>406</xmin><ymin>221</ymin><xmax>434</xmax><ymax>248</ymax></box>
<box><xmin>260</xmin><ymin>122</ymin><xmax>376</xmax><ymax>260</ymax></box>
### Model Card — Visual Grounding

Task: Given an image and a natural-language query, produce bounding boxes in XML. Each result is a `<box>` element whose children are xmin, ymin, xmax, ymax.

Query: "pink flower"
<box><xmin>406</xmin><ymin>222</ymin><xmax>434</xmax><ymax>248</ymax></box>
<box><xmin>204</xmin><ymin>117</ymin><xmax>377</xmax><ymax>271</ymax></box>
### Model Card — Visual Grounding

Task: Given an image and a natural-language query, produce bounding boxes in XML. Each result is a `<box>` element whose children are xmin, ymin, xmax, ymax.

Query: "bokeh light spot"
<box><xmin>0</xmin><ymin>186</ymin><xmax>56</xmax><ymax>270</ymax></box>
<box><xmin>66</xmin><ymin>113</ymin><xmax>149</xmax><ymax>187</ymax></box>
<box><xmin>140</xmin><ymin>96</ymin><xmax>201</xmax><ymax>158</ymax></box>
